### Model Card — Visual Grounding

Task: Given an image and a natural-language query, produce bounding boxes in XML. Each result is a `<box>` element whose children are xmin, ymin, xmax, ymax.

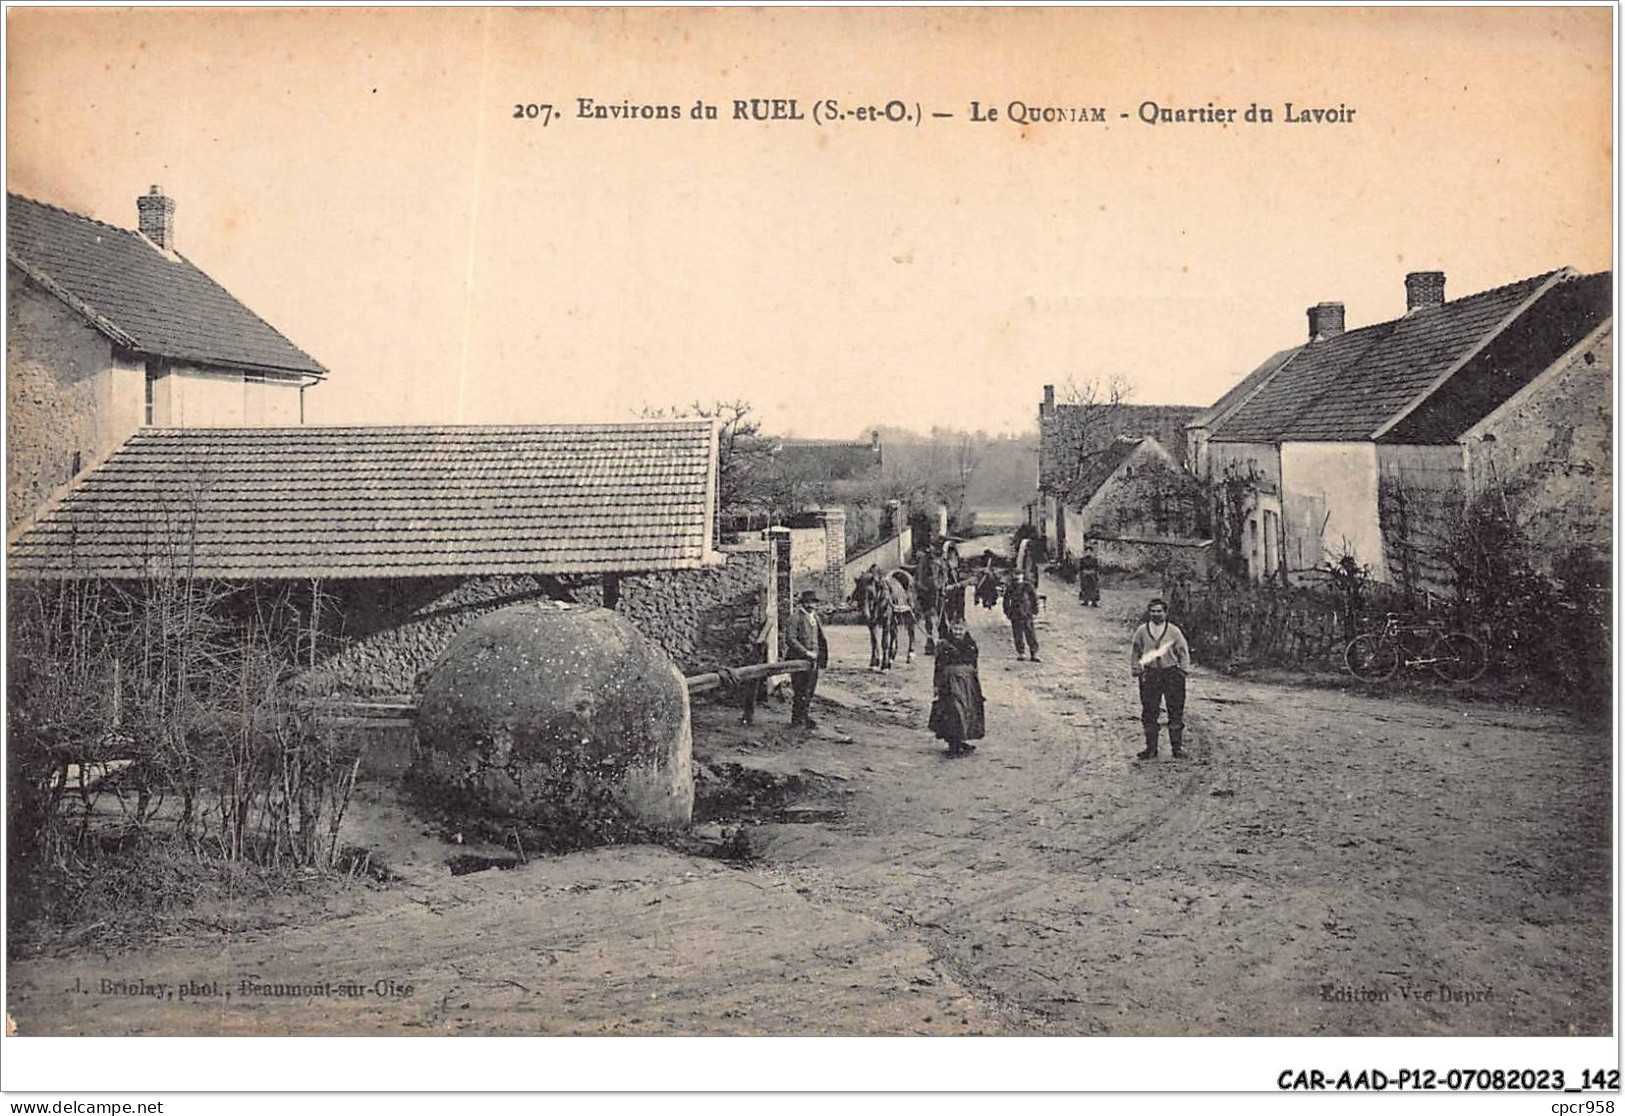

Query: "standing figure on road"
<box><xmin>738</xmin><ymin>587</ymin><xmax>773</xmax><ymax>726</ymax></box>
<box><xmin>941</xmin><ymin>541</ymin><xmax>967</xmax><ymax>625</ymax></box>
<box><xmin>974</xmin><ymin>565</ymin><xmax>1000</xmax><ymax>609</ymax></box>
<box><xmin>1076</xmin><ymin>549</ymin><xmax>1100</xmax><ymax>607</ymax></box>
<box><xmin>929</xmin><ymin>619</ymin><xmax>985</xmax><ymax>757</ymax></box>
<box><xmin>1003</xmin><ymin>571</ymin><xmax>1041</xmax><ymax>662</ymax></box>
<box><xmin>1131</xmin><ymin>597</ymin><xmax>1190</xmax><ymax>759</ymax></box>
<box><xmin>786</xmin><ymin>590</ymin><xmax>829</xmax><ymax>729</ymax></box>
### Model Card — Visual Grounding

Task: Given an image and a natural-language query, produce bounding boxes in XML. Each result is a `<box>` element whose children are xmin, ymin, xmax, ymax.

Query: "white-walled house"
<box><xmin>7</xmin><ymin>188</ymin><xmax>326</xmax><ymax>530</ymax></box>
<box><xmin>1187</xmin><ymin>269</ymin><xmax>1612</xmax><ymax>592</ymax></box>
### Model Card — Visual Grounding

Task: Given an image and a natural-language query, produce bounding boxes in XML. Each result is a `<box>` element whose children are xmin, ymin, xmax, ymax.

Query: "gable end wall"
<box><xmin>6</xmin><ymin>264</ymin><xmax>143</xmax><ymax>530</ymax></box>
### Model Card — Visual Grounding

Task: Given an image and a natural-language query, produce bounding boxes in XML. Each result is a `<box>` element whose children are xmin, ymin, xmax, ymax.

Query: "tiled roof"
<box><xmin>1064</xmin><ymin>438</ymin><xmax>1142</xmax><ymax>505</ymax></box>
<box><xmin>7</xmin><ymin>193</ymin><xmax>326</xmax><ymax>376</ymax></box>
<box><xmin>8</xmin><ymin>422</ymin><xmax>717</xmax><ymax>579</ymax></box>
<box><xmin>1039</xmin><ymin>403</ymin><xmax>1203</xmax><ymax>490</ymax></box>
<box><xmin>1188</xmin><ymin>346</ymin><xmax>1301</xmax><ymax>430</ymax></box>
<box><xmin>1382</xmin><ymin>272</ymin><xmax>1612</xmax><ymax>444</ymax></box>
<box><xmin>1212</xmin><ymin>271</ymin><xmax>1566</xmax><ymax>443</ymax></box>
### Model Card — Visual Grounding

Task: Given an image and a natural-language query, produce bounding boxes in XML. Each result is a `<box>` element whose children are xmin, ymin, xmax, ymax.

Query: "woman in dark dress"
<box><xmin>1077</xmin><ymin>551</ymin><xmax>1101</xmax><ymax>607</ymax></box>
<box><xmin>929</xmin><ymin>619</ymin><xmax>986</xmax><ymax>757</ymax></box>
<box><xmin>974</xmin><ymin>567</ymin><xmax>1000</xmax><ymax>609</ymax></box>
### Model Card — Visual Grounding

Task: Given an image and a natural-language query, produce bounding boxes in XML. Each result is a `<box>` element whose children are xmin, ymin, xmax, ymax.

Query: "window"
<box><xmin>144</xmin><ymin>364</ymin><xmax>158</xmax><ymax>425</ymax></box>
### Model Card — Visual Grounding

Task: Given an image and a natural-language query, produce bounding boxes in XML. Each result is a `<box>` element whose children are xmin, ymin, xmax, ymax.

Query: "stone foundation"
<box><xmin>300</xmin><ymin>545</ymin><xmax>773</xmax><ymax>697</ymax></box>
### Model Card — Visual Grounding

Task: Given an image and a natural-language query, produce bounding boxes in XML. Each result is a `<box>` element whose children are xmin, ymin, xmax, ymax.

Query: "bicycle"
<box><xmin>1343</xmin><ymin>613</ymin><xmax>1487</xmax><ymax>683</ymax></box>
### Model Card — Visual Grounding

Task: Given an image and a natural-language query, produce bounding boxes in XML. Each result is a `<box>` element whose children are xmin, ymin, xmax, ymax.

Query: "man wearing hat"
<box><xmin>1002</xmin><ymin>570</ymin><xmax>1041</xmax><ymax>662</ymax></box>
<box><xmin>786</xmin><ymin>589</ymin><xmax>830</xmax><ymax>728</ymax></box>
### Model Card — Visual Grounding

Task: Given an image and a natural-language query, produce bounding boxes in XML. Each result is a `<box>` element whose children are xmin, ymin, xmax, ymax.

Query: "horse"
<box><xmin>852</xmin><ymin>566</ymin><xmax>898</xmax><ymax>671</ymax></box>
<box><xmin>915</xmin><ymin>545</ymin><xmax>969</xmax><ymax>655</ymax></box>
<box><xmin>882</xmin><ymin>568</ymin><xmax>918</xmax><ymax>665</ymax></box>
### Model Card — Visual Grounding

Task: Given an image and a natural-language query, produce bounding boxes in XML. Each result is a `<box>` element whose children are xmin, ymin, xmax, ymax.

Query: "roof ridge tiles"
<box><xmin>9</xmin><ymin>193</ymin><xmax>328</xmax><ymax>376</ymax></box>
<box><xmin>1208</xmin><ymin>268</ymin><xmax>1581</xmax><ymax>444</ymax></box>
<box><xmin>7</xmin><ymin>191</ymin><xmax>136</xmax><ymax>238</ymax></box>
<box><xmin>10</xmin><ymin>416</ymin><xmax>723</xmax><ymax>579</ymax></box>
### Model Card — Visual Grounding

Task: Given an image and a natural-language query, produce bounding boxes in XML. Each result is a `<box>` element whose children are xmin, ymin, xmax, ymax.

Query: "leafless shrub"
<box><xmin>9</xmin><ymin>525</ymin><xmax>368</xmax><ymax>949</ymax></box>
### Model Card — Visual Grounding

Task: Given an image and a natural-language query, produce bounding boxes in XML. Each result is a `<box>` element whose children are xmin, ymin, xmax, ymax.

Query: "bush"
<box><xmin>8</xmin><ymin>575</ymin><xmax>369</xmax><ymax>948</ymax></box>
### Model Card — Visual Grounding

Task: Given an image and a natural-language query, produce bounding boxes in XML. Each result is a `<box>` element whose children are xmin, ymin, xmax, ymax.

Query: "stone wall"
<box><xmin>1089</xmin><ymin>535</ymin><xmax>1213</xmax><ymax>576</ymax></box>
<box><xmin>1077</xmin><ymin>449</ymin><xmax>1204</xmax><ymax>541</ymax></box>
<box><xmin>610</xmin><ymin>544</ymin><xmax>772</xmax><ymax>673</ymax></box>
<box><xmin>782</xmin><ymin>509</ymin><xmax>847</xmax><ymax>604</ymax></box>
<box><xmin>5</xmin><ymin>265</ymin><xmax>142</xmax><ymax>530</ymax></box>
<box><xmin>300</xmin><ymin>545</ymin><xmax>774</xmax><ymax>697</ymax></box>
<box><xmin>1466</xmin><ymin>323</ymin><xmax>1612</xmax><ymax>573</ymax></box>
<box><xmin>301</xmin><ymin>575</ymin><xmax>565</xmax><ymax>696</ymax></box>
<box><xmin>788</xmin><ymin>526</ymin><xmax>826</xmax><ymax>577</ymax></box>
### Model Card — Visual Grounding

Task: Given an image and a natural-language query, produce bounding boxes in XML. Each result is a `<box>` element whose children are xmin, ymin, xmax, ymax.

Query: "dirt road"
<box><xmin>7</xmin><ymin>585</ymin><xmax>1610</xmax><ymax>1036</ymax></box>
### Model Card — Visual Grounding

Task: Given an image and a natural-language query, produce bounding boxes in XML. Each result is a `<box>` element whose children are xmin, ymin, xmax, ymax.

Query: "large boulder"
<box><xmin>413</xmin><ymin>602</ymin><xmax>692</xmax><ymax>843</ymax></box>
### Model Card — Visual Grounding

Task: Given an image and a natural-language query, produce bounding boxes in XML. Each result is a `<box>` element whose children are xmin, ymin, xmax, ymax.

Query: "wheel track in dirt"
<box><xmin>834</xmin><ymin>600</ymin><xmax>1226</xmax><ymax>867</ymax></box>
<box><xmin>791</xmin><ymin>599</ymin><xmax>1235</xmax><ymax>1029</ymax></box>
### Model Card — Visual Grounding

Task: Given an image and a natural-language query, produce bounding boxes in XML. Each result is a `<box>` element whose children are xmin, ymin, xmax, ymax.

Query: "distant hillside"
<box><xmin>868</xmin><ymin>431</ymin><xmax>1038</xmax><ymax>509</ymax></box>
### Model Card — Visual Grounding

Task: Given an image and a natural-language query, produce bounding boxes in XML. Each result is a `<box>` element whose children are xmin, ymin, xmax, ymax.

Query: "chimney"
<box><xmin>1041</xmin><ymin>384</ymin><xmax>1055</xmax><ymax>419</ymax></box>
<box><xmin>1306</xmin><ymin>302</ymin><xmax>1345</xmax><ymax>342</ymax></box>
<box><xmin>137</xmin><ymin>185</ymin><xmax>176</xmax><ymax>251</ymax></box>
<box><xmin>1405</xmin><ymin>271</ymin><xmax>1445</xmax><ymax>313</ymax></box>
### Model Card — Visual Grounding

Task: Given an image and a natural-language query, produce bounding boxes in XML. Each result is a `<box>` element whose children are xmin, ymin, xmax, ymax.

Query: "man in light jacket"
<box><xmin>1130</xmin><ymin>597</ymin><xmax>1190</xmax><ymax>759</ymax></box>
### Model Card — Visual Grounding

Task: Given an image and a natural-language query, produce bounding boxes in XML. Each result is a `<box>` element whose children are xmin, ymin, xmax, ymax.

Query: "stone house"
<box><xmin>1036</xmin><ymin>389</ymin><xmax>1204</xmax><ymax>561</ymax></box>
<box><xmin>1058</xmin><ymin>435</ymin><xmax>1209</xmax><ymax>573</ymax></box>
<box><xmin>7</xmin><ymin>421</ymin><xmax>789</xmax><ymax>694</ymax></box>
<box><xmin>1186</xmin><ymin>268</ymin><xmax>1612</xmax><ymax>593</ymax></box>
<box><xmin>7</xmin><ymin>188</ymin><xmax>326</xmax><ymax>531</ymax></box>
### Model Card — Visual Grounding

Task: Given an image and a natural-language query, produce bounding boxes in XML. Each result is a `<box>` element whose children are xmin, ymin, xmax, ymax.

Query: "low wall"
<box><xmin>1087</xmin><ymin>534</ymin><xmax>1213</xmax><ymax>576</ymax></box>
<box><xmin>781</xmin><ymin>509</ymin><xmax>846</xmax><ymax>605</ymax></box>
<box><xmin>840</xmin><ymin>529</ymin><xmax>913</xmax><ymax>597</ymax></box>
<box><xmin>301</xmin><ymin>545</ymin><xmax>773</xmax><ymax>697</ymax></box>
<box><xmin>612</xmin><ymin>544</ymin><xmax>771</xmax><ymax>673</ymax></box>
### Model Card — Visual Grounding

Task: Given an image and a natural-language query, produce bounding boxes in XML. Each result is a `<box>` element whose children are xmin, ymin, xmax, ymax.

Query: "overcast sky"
<box><xmin>7</xmin><ymin>8</ymin><xmax>1612</xmax><ymax>439</ymax></box>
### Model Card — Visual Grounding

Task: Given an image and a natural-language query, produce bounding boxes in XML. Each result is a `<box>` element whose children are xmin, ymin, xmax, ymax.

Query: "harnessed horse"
<box><xmin>916</xmin><ymin>544</ymin><xmax>971</xmax><ymax>655</ymax></box>
<box><xmin>852</xmin><ymin>567</ymin><xmax>897</xmax><ymax>670</ymax></box>
<box><xmin>883</xmin><ymin>568</ymin><xmax>918</xmax><ymax>665</ymax></box>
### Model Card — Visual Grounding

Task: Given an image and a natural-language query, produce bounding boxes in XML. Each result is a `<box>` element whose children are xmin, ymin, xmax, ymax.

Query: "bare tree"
<box><xmin>951</xmin><ymin>432</ymin><xmax>981</xmax><ymax>524</ymax></box>
<box><xmin>1059</xmin><ymin>373</ymin><xmax>1133</xmax><ymax>409</ymax></box>
<box><xmin>640</xmin><ymin>399</ymin><xmax>781</xmax><ymax>535</ymax></box>
<box><xmin>1056</xmin><ymin>374</ymin><xmax>1136</xmax><ymax>484</ymax></box>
